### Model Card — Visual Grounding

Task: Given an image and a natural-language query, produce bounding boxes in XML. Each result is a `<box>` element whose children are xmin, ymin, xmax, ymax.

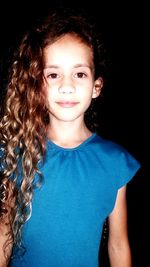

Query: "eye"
<box><xmin>47</xmin><ymin>73</ymin><xmax>59</xmax><ymax>79</ymax></box>
<box><xmin>75</xmin><ymin>72</ymin><xmax>87</xmax><ymax>78</ymax></box>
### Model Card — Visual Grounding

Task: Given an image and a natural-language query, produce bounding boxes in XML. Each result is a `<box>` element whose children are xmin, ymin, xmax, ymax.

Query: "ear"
<box><xmin>92</xmin><ymin>77</ymin><xmax>103</xmax><ymax>99</ymax></box>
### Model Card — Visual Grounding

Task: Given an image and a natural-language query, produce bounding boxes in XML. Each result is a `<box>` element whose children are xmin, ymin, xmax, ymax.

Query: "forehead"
<box><xmin>44</xmin><ymin>34</ymin><xmax>94</xmax><ymax>66</ymax></box>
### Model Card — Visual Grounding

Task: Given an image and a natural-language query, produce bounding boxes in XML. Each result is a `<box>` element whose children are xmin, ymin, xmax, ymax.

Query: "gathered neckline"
<box><xmin>47</xmin><ymin>132</ymin><xmax>97</xmax><ymax>151</ymax></box>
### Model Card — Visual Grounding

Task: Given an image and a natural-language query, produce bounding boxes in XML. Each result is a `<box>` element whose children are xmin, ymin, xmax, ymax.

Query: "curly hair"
<box><xmin>0</xmin><ymin>7</ymin><xmax>107</xmax><ymax>255</ymax></box>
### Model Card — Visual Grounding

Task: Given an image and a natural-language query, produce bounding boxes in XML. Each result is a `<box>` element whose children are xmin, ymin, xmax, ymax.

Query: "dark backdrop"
<box><xmin>0</xmin><ymin>1</ymin><xmax>148</xmax><ymax>266</ymax></box>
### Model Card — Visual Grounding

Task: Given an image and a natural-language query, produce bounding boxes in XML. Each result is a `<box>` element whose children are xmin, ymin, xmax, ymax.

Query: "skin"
<box><xmin>108</xmin><ymin>186</ymin><xmax>132</xmax><ymax>267</ymax></box>
<box><xmin>43</xmin><ymin>34</ymin><xmax>102</xmax><ymax>147</ymax></box>
<box><xmin>0</xmin><ymin>182</ymin><xmax>14</xmax><ymax>267</ymax></box>
<box><xmin>43</xmin><ymin>33</ymin><xmax>132</xmax><ymax>266</ymax></box>
<box><xmin>0</xmin><ymin>33</ymin><xmax>132</xmax><ymax>267</ymax></box>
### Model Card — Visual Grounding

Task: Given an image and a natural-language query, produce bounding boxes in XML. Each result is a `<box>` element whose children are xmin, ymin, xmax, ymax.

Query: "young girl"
<box><xmin>0</xmin><ymin>7</ymin><xmax>141</xmax><ymax>267</ymax></box>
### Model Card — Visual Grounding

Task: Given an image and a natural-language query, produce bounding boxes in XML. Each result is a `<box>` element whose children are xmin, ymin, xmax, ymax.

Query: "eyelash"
<box><xmin>47</xmin><ymin>73</ymin><xmax>58</xmax><ymax>79</ymax></box>
<box><xmin>75</xmin><ymin>72</ymin><xmax>87</xmax><ymax>78</ymax></box>
<box><xmin>47</xmin><ymin>72</ymin><xmax>87</xmax><ymax>79</ymax></box>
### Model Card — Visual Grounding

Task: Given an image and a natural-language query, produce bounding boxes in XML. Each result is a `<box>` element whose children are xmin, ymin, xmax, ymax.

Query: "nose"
<box><xmin>58</xmin><ymin>78</ymin><xmax>75</xmax><ymax>94</ymax></box>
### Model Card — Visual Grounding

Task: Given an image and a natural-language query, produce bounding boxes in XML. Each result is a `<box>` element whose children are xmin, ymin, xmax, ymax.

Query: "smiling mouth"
<box><xmin>56</xmin><ymin>101</ymin><xmax>79</xmax><ymax>108</ymax></box>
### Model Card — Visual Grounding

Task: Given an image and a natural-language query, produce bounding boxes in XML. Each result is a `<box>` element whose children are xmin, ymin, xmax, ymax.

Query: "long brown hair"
<box><xmin>0</xmin><ymin>7</ymin><xmax>106</xmax><ymax>254</ymax></box>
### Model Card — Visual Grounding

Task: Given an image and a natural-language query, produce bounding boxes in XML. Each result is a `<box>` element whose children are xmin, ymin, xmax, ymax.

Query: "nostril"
<box><xmin>58</xmin><ymin>85</ymin><xmax>75</xmax><ymax>94</ymax></box>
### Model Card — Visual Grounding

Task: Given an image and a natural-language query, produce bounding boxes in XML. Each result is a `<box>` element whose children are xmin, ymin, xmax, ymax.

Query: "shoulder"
<box><xmin>91</xmin><ymin>133</ymin><xmax>130</xmax><ymax>158</ymax></box>
<box><xmin>93</xmin><ymin>133</ymin><xmax>139</xmax><ymax>161</ymax></box>
<box><xmin>91</xmin><ymin>133</ymin><xmax>141</xmax><ymax>186</ymax></box>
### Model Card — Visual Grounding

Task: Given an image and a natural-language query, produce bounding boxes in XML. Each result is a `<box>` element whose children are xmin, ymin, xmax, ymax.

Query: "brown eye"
<box><xmin>48</xmin><ymin>73</ymin><xmax>58</xmax><ymax>79</ymax></box>
<box><xmin>76</xmin><ymin>72</ymin><xmax>86</xmax><ymax>78</ymax></box>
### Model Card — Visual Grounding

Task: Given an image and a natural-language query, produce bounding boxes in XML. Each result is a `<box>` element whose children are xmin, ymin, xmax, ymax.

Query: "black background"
<box><xmin>0</xmin><ymin>1</ymin><xmax>148</xmax><ymax>266</ymax></box>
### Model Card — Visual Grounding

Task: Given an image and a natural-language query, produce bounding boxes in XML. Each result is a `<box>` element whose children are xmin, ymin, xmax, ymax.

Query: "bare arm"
<box><xmin>0</xmin><ymin>219</ymin><xmax>13</xmax><ymax>267</ymax></box>
<box><xmin>108</xmin><ymin>185</ymin><xmax>132</xmax><ymax>267</ymax></box>
<box><xmin>0</xmin><ymin>182</ymin><xmax>14</xmax><ymax>267</ymax></box>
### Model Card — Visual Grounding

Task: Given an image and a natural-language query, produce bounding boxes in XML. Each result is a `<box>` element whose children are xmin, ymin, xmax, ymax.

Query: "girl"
<box><xmin>0</xmin><ymin>8</ymin><xmax>140</xmax><ymax>267</ymax></box>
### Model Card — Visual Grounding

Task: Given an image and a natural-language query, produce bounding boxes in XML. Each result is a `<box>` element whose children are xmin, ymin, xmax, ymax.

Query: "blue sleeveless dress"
<box><xmin>10</xmin><ymin>133</ymin><xmax>140</xmax><ymax>267</ymax></box>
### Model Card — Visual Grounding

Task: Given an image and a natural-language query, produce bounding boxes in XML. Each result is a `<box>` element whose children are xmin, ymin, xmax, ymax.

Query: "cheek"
<box><xmin>46</xmin><ymin>90</ymin><xmax>53</xmax><ymax>107</ymax></box>
<box><xmin>79</xmin><ymin>91</ymin><xmax>93</xmax><ymax>110</ymax></box>
<box><xmin>46</xmin><ymin>86</ymin><xmax>57</xmax><ymax>99</ymax></box>
<box><xmin>79</xmin><ymin>85</ymin><xmax>94</xmax><ymax>99</ymax></box>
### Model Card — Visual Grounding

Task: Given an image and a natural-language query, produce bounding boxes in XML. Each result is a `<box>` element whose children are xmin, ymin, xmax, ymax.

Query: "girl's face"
<box><xmin>43</xmin><ymin>34</ymin><xmax>102</xmax><ymax>124</ymax></box>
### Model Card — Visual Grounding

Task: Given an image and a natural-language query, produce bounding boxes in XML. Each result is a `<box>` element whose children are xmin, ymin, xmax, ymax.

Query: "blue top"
<box><xmin>10</xmin><ymin>133</ymin><xmax>141</xmax><ymax>267</ymax></box>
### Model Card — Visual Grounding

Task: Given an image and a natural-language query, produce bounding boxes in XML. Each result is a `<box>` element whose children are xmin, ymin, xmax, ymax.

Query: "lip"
<box><xmin>56</xmin><ymin>101</ymin><xmax>79</xmax><ymax>108</ymax></box>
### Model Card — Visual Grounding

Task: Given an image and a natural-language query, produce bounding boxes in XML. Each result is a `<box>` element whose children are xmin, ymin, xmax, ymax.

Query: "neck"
<box><xmin>47</xmin><ymin>120</ymin><xmax>92</xmax><ymax>148</ymax></box>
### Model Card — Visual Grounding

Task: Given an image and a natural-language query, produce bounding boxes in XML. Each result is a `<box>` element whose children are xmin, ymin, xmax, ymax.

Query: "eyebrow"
<box><xmin>44</xmin><ymin>63</ymin><xmax>93</xmax><ymax>69</ymax></box>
